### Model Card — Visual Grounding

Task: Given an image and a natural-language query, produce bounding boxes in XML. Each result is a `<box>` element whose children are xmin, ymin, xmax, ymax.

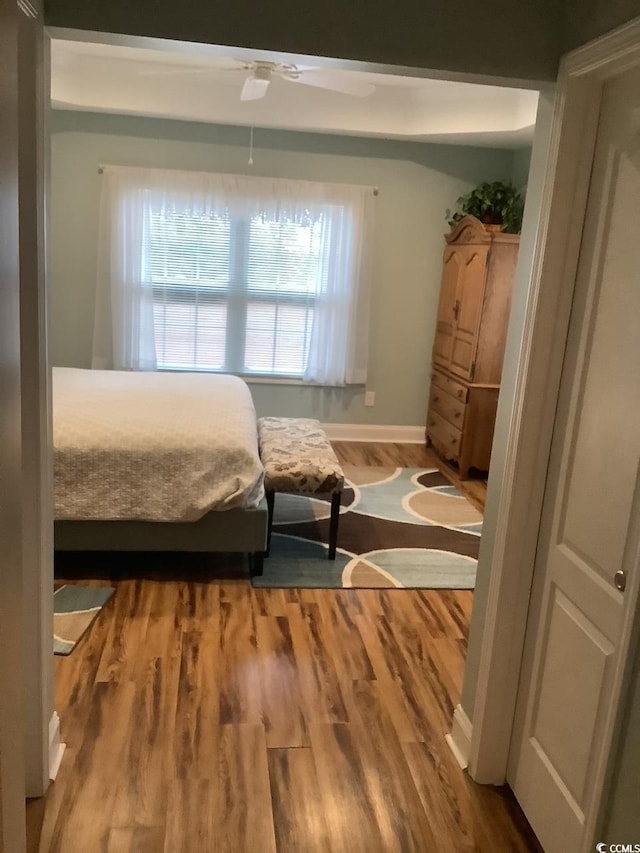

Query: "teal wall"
<box><xmin>50</xmin><ymin>110</ymin><xmax>516</xmax><ymax>425</ymax></box>
<box><xmin>511</xmin><ymin>147</ymin><xmax>532</xmax><ymax>191</ymax></box>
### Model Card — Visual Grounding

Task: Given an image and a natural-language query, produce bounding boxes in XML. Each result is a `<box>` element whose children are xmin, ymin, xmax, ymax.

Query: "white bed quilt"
<box><xmin>53</xmin><ymin>368</ymin><xmax>264</xmax><ymax>522</ymax></box>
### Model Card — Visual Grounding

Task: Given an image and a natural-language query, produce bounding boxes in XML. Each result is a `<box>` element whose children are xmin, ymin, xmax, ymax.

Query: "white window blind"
<box><xmin>93</xmin><ymin>166</ymin><xmax>374</xmax><ymax>385</ymax></box>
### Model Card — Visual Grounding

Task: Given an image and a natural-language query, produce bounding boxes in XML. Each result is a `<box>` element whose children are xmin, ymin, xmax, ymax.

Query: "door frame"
<box><xmin>466</xmin><ymin>14</ymin><xmax>640</xmax><ymax>817</ymax></box>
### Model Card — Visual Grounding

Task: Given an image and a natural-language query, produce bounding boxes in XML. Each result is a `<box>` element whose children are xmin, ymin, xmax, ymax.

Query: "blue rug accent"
<box><xmin>252</xmin><ymin>536</ymin><xmax>349</xmax><ymax>588</ymax></box>
<box><xmin>349</xmin><ymin>468</ymin><xmax>431</xmax><ymax>525</ymax></box>
<box><xmin>352</xmin><ymin>549</ymin><xmax>477</xmax><ymax>589</ymax></box>
<box><xmin>54</xmin><ymin>585</ymin><xmax>115</xmax><ymax>655</ymax></box>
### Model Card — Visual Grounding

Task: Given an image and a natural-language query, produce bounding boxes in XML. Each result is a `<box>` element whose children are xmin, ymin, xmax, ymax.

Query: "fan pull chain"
<box><xmin>248</xmin><ymin>126</ymin><xmax>254</xmax><ymax>166</ymax></box>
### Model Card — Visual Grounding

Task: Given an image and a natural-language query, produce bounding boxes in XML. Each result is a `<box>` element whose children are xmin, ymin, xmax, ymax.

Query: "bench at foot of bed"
<box><xmin>257</xmin><ymin>417</ymin><xmax>344</xmax><ymax>561</ymax></box>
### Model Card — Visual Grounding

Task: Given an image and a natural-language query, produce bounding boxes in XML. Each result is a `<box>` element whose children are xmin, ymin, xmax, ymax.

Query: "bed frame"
<box><xmin>54</xmin><ymin>497</ymin><xmax>268</xmax><ymax>576</ymax></box>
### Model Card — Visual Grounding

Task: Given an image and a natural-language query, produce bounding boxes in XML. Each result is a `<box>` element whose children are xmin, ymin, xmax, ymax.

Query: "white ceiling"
<box><xmin>50</xmin><ymin>37</ymin><xmax>539</xmax><ymax>148</ymax></box>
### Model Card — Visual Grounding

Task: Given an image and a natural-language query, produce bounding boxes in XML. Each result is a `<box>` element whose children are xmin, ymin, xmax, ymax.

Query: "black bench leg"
<box><xmin>328</xmin><ymin>492</ymin><xmax>341</xmax><ymax>560</ymax></box>
<box><xmin>265</xmin><ymin>489</ymin><xmax>275</xmax><ymax>557</ymax></box>
<box><xmin>250</xmin><ymin>550</ymin><xmax>264</xmax><ymax>578</ymax></box>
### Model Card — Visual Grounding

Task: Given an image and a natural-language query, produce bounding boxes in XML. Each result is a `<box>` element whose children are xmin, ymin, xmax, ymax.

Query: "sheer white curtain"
<box><xmin>92</xmin><ymin>169</ymin><xmax>158</xmax><ymax>370</ymax></box>
<box><xmin>304</xmin><ymin>191</ymin><xmax>373</xmax><ymax>385</ymax></box>
<box><xmin>93</xmin><ymin>165</ymin><xmax>374</xmax><ymax>384</ymax></box>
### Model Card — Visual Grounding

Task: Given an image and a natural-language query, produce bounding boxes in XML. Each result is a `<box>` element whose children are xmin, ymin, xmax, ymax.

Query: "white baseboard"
<box><xmin>445</xmin><ymin>704</ymin><xmax>472</xmax><ymax>770</ymax></box>
<box><xmin>49</xmin><ymin>711</ymin><xmax>66</xmax><ymax>781</ymax></box>
<box><xmin>322</xmin><ymin>423</ymin><xmax>425</xmax><ymax>443</ymax></box>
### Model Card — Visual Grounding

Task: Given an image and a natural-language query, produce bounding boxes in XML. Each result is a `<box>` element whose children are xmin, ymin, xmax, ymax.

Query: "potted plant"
<box><xmin>446</xmin><ymin>181</ymin><xmax>524</xmax><ymax>234</ymax></box>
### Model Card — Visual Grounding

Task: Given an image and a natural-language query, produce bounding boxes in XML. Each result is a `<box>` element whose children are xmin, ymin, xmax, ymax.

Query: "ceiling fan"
<box><xmin>141</xmin><ymin>59</ymin><xmax>376</xmax><ymax>101</ymax></box>
<box><xmin>237</xmin><ymin>61</ymin><xmax>375</xmax><ymax>101</ymax></box>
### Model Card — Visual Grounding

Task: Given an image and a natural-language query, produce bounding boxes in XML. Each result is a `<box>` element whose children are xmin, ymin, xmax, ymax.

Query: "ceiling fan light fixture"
<box><xmin>252</xmin><ymin>64</ymin><xmax>272</xmax><ymax>82</ymax></box>
<box><xmin>240</xmin><ymin>75</ymin><xmax>270</xmax><ymax>101</ymax></box>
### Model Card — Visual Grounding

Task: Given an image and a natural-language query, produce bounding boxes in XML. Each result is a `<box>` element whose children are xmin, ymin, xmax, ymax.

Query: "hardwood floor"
<box><xmin>30</xmin><ymin>443</ymin><xmax>535</xmax><ymax>852</ymax></box>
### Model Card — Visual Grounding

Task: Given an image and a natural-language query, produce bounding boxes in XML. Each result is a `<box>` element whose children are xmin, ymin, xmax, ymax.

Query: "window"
<box><xmin>149</xmin><ymin>210</ymin><xmax>324</xmax><ymax>377</ymax></box>
<box><xmin>93</xmin><ymin>166</ymin><xmax>374</xmax><ymax>385</ymax></box>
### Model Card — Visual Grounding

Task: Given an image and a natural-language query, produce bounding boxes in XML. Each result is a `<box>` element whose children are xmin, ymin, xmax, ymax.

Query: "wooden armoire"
<box><xmin>426</xmin><ymin>215</ymin><xmax>519</xmax><ymax>478</ymax></box>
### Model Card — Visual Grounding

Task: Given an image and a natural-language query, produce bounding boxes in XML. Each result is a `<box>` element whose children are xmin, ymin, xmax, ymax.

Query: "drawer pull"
<box><xmin>457</xmin><ymin>390</ymin><xmax>464</xmax><ymax>399</ymax></box>
<box><xmin>433</xmin><ymin>395</ymin><xmax>440</xmax><ymax>402</ymax></box>
<box><xmin>454</xmin><ymin>411</ymin><xmax>461</xmax><ymax>419</ymax></box>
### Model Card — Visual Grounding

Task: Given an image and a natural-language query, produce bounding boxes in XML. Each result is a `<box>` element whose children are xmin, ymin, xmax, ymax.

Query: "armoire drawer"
<box><xmin>431</xmin><ymin>370</ymin><xmax>469</xmax><ymax>404</ymax></box>
<box><xmin>426</xmin><ymin>409</ymin><xmax>462</xmax><ymax>458</ymax></box>
<box><xmin>429</xmin><ymin>385</ymin><xmax>466</xmax><ymax>429</ymax></box>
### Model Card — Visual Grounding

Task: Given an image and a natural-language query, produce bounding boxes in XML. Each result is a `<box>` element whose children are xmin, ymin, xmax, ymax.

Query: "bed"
<box><xmin>52</xmin><ymin>367</ymin><xmax>267</xmax><ymax>571</ymax></box>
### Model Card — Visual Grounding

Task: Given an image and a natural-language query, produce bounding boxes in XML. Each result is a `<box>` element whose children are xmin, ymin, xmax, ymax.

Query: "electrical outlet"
<box><xmin>364</xmin><ymin>391</ymin><xmax>376</xmax><ymax>407</ymax></box>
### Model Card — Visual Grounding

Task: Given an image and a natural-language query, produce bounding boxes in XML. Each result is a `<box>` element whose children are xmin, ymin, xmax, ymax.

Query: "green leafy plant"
<box><xmin>446</xmin><ymin>181</ymin><xmax>524</xmax><ymax>234</ymax></box>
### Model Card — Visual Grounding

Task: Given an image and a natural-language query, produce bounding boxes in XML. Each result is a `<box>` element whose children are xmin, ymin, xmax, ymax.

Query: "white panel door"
<box><xmin>507</xmin><ymin>66</ymin><xmax>640</xmax><ymax>853</ymax></box>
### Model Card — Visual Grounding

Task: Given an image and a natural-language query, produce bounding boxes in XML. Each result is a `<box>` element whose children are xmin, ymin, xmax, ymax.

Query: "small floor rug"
<box><xmin>53</xmin><ymin>584</ymin><xmax>115</xmax><ymax>655</ymax></box>
<box><xmin>253</xmin><ymin>466</ymin><xmax>482</xmax><ymax>589</ymax></box>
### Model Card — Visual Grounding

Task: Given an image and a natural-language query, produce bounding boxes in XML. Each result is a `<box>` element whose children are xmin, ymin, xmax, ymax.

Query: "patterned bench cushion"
<box><xmin>258</xmin><ymin>417</ymin><xmax>344</xmax><ymax>495</ymax></box>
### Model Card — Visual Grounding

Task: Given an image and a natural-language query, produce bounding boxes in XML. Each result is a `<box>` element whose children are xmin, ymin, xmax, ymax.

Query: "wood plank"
<box><xmin>110</xmin><ymin>584</ymin><xmax>183</xmax><ymax>828</ymax></box>
<box><xmin>173</xmin><ymin>628</ymin><xmax>220</xmax><ymax>779</ymax></box>
<box><xmin>371</xmin><ymin>612</ymin><xmax>459</xmax><ymax>735</ymax></box>
<box><xmin>287</xmin><ymin>607</ymin><xmax>349</xmax><ymax>725</ymax></box>
<box><xmin>107</xmin><ymin>826</ymin><xmax>165</xmax><ymax>852</ymax></box>
<box><xmin>353</xmin><ymin>612</ymin><xmax>428</xmax><ymax>744</ymax></box>
<box><xmin>344</xmin><ymin>679</ymin><xmax>440</xmax><ymax>851</ymax></box>
<box><xmin>95</xmin><ymin>580</ymin><xmax>152</xmax><ymax>684</ymax></box>
<box><xmin>218</xmin><ymin>583</ymin><xmax>262</xmax><ymax>726</ymax></box>
<box><xmin>268</xmin><ymin>748</ymin><xmax>331</xmax><ymax>852</ymax></box>
<box><xmin>163</xmin><ymin>779</ymin><xmax>217</xmax><ymax>853</ymax></box>
<box><xmin>332</xmin><ymin>441</ymin><xmax>433</xmax><ymax>468</ymax></box>
<box><xmin>410</xmin><ymin>589</ymin><xmax>471</xmax><ymax>639</ymax></box>
<box><xmin>54</xmin><ymin>584</ymin><xmax>119</xmax><ymax>749</ymax></box>
<box><xmin>216</xmin><ymin>724</ymin><xmax>276</xmax><ymax>853</ymax></box>
<box><xmin>46</xmin><ymin>682</ymin><xmax>136</xmax><ymax>852</ymax></box>
<box><xmin>403</xmin><ymin>740</ymin><xmax>543</xmax><ymax>852</ymax></box>
<box><xmin>311</xmin><ymin>592</ymin><xmax>376</xmax><ymax>682</ymax></box>
<box><xmin>255</xmin><ymin>615</ymin><xmax>309</xmax><ymax>748</ymax></box>
<box><xmin>32</xmin><ymin>747</ymin><xmax>78</xmax><ymax>852</ymax></box>
<box><xmin>175</xmin><ymin>579</ymin><xmax>220</xmax><ymax>630</ymax></box>
<box><xmin>308</xmin><ymin>722</ymin><xmax>388</xmax><ymax>853</ymax></box>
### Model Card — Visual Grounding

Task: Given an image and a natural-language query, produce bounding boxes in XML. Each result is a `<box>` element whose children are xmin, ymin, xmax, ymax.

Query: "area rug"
<box><xmin>252</xmin><ymin>466</ymin><xmax>482</xmax><ymax>589</ymax></box>
<box><xmin>53</xmin><ymin>585</ymin><xmax>115</xmax><ymax>655</ymax></box>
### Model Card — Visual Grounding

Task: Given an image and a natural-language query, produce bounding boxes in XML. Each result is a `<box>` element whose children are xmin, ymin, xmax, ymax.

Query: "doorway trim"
<box><xmin>465</xmin><ymin>15</ymin><xmax>640</xmax><ymax>802</ymax></box>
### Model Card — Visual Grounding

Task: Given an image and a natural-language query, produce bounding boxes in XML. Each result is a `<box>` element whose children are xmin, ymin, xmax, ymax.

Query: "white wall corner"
<box><xmin>49</xmin><ymin>711</ymin><xmax>65</xmax><ymax>781</ymax></box>
<box><xmin>322</xmin><ymin>423</ymin><xmax>425</xmax><ymax>443</ymax></box>
<box><xmin>445</xmin><ymin>704</ymin><xmax>473</xmax><ymax>770</ymax></box>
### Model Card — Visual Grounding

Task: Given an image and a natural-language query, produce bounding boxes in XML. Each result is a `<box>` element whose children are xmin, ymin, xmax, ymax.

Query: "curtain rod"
<box><xmin>97</xmin><ymin>165</ymin><xmax>379</xmax><ymax>196</ymax></box>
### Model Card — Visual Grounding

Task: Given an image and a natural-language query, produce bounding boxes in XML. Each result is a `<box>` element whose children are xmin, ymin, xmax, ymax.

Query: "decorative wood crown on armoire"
<box><xmin>426</xmin><ymin>215</ymin><xmax>519</xmax><ymax>478</ymax></box>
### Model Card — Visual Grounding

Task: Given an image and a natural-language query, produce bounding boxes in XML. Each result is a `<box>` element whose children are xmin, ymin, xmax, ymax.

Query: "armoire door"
<box><xmin>432</xmin><ymin>247</ymin><xmax>460</xmax><ymax>369</ymax></box>
<box><xmin>449</xmin><ymin>245</ymin><xmax>488</xmax><ymax>379</ymax></box>
<box><xmin>507</xmin><ymin>64</ymin><xmax>640</xmax><ymax>853</ymax></box>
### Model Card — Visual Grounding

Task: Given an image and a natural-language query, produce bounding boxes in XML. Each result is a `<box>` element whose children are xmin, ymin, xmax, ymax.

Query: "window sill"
<box><xmin>157</xmin><ymin>367</ymin><xmax>318</xmax><ymax>387</ymax></box>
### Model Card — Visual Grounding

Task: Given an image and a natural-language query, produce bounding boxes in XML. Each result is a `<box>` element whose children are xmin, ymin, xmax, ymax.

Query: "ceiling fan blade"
<box><xmin>287</xmin><ymin>71</ymin><xmax>375</xmax><ymax>98</ymax></box>
<box><xmin>241</xmin><ymin>75</ymin><xmax>270</xmax><ymax>101</ymax></box>
<box><xmin>137</xmin><ymin>62</ymin><xmax>245</xmax><ymax>77</ymax></box>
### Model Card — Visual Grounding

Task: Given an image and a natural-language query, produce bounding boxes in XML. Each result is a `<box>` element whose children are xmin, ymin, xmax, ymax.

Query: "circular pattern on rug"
<box><xmin>253</xmin><ymin>467</ymin><xmax>483</xmax><ymax>589</ymax></box>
